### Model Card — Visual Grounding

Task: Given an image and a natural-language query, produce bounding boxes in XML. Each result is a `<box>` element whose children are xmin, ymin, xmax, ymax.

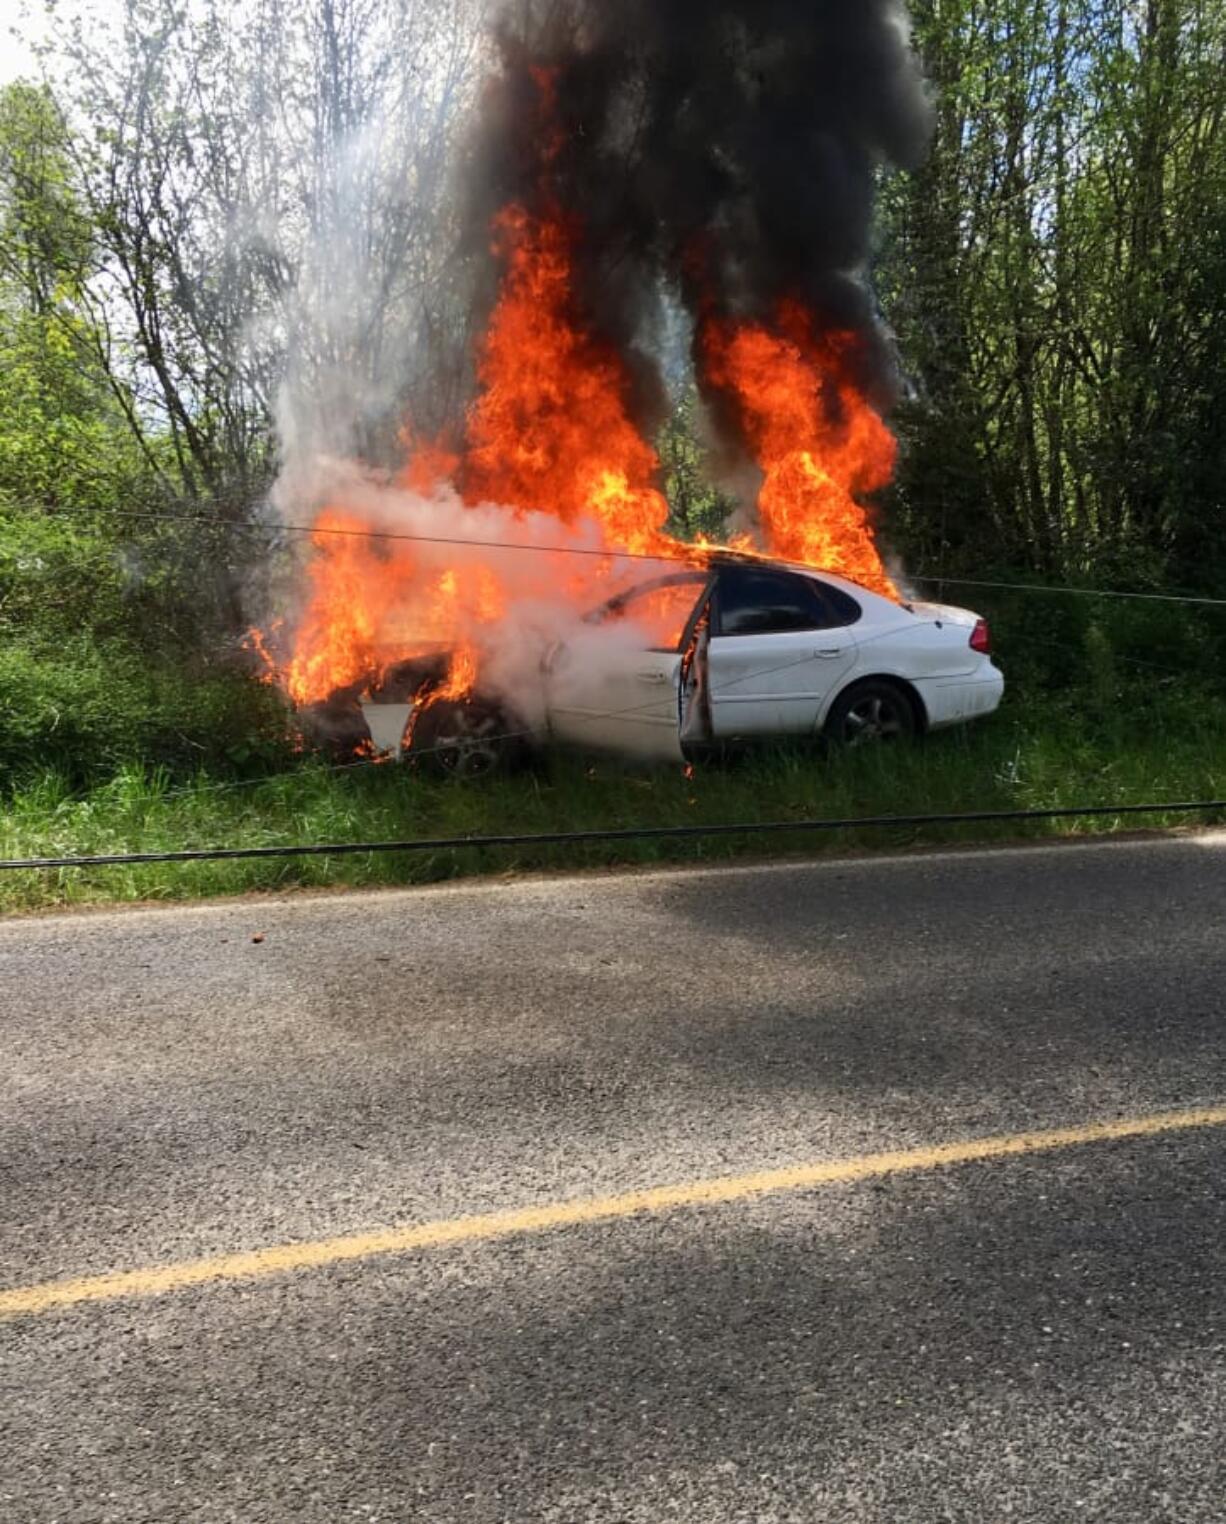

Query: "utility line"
<box><xmin>911</xmin><ymin>575</ymin><xmax>1226</xmax><ymax>609</ymax></box>
<box><xmin>19</xmin><ymin>502</ymin><xmax>696</xmax><ymax>566</ymax></box>
<box><xmin>14</xmin><ymin>501</ymin><xmax>1226</xmax><ymax>607</ymax></box>
<box><xmin>3</xmin><ymin>800</ymin><xmax>1223</xmax><ymax>873</ymax></box>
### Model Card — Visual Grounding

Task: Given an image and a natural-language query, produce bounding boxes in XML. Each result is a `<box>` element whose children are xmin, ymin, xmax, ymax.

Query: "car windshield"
<box><xmin>590</xmin><ymin>575</ymin><xmax>707</xmax><ymax>651</ymax></box>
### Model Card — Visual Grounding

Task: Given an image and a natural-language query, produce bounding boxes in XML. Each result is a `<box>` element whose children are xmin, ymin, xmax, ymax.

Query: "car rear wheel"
<box><xmin>825</xmin><ymin>681</ymin><xmax>918</xmax><ymax>748</ymax></box>
<box><xmin>411</xmin><ymin>698</ymin><xmax>523</xmax><ymax>779</ymax></box>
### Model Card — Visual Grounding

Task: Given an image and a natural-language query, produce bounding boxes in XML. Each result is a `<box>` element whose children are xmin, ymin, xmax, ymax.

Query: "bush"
<box><xmin>0</xmin><ymin>635</ymin><xmax>298</xmax><ymax>787</ymax></box>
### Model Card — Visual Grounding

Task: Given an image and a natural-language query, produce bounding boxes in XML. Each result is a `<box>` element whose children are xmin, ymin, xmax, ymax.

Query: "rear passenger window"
<box><xmin>714</xmin><ymin>568</ymin><xmax>859</xmax><ymax>636</ymax></box>
<box><xmin>808</xmin><ymin>579</ymin><xmax>862</xmax><ymax>629</ymax></box>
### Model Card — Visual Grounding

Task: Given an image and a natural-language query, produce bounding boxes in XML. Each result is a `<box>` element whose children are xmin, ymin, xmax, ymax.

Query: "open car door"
<box><xmin>544</xmin><ymin>573</ymin><xmax>712</xmax><ymax>763</ymax></box>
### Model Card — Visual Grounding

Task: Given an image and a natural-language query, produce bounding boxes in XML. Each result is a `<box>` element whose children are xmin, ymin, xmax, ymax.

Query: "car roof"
<box><xmin>609</xmin><ymin>550</ymin><xmax>898</xmax><ymax>609</ymax></box>
<box><xmin>704</xmin><ymin>550</ymin><xmax>886</xmax><ymax>602</ymax></box>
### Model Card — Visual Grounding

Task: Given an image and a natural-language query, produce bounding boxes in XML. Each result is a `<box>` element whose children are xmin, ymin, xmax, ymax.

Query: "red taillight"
<box><xmin>969</xmin><ymin>618</ymin><xmax>991</xmax><ymax>655</ymax></box>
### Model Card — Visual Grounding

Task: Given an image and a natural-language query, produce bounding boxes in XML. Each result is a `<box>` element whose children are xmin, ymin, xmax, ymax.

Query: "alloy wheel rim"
<box><xmin>434</xmin><ymin>710</ymin><xmax>504</xmax><ymax>776</ymax></box>
<box><xmin>844</xmin><ymin>695</ymin><xmax>905</xmax><ymax>745</ymax></box>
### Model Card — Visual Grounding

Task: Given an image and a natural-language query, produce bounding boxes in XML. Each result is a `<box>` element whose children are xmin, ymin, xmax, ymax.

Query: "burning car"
<box><xmin>346</xmin><ymin>553</ymin><xmax>1003</xmax><ymax>776</ymax></box>
<box><xmin>249</xmin><ymin>13</ymin><xmax>954</xmax><ymax>784</ymax></box>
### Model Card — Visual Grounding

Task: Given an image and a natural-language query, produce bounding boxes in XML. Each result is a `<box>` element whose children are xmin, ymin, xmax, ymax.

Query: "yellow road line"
<box><xmin>4</xmin><ymin>1104</ymin><xmax>1225</xmax><ymax>1322</ymax></box>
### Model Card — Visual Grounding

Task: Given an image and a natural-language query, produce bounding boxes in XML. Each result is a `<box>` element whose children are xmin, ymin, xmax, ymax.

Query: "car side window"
<box><xmin>807</xmin><ymin>578</ymin><xmax>863</xmax><ymax>630</ymax></box>
<box><xmin>714</xmin><ymin>568</ymin><xmax>849</xmax><ymax>636</ymax></box>
<box><xmin>594</xmin><ymin>574</ymin><xmax>708</xmax><ymax>651</ymax></box>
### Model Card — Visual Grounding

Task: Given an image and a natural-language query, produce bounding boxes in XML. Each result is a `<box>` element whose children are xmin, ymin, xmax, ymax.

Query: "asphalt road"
<box><xmin>2</xmin><ymin>835</ymin><xmax>1225</xmax><ymax>1523</ymax></box>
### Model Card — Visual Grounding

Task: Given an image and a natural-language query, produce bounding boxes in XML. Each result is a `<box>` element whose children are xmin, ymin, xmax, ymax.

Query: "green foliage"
<box><xmin>0</xmin><ymin>633</ymin><xmax>297</xmax><ymax>786</ymax></box>
<box><xmin>0</xmin><ymin>82</ymin><xmax>92</xmax><ymax>311</ymax></box>
<box><xmin>5</xmin><ymin>4</ymin><xmax>1226</xmax><ymax>847</ymax></box>
<box><xmin>0</xmin><ymin>78</ymin><xmax>284</xmax><ymax>789</ymax></box>
<box><xmin>880</xmin><ymin>0</ymin><xmax>1226</xmax><ymax>593</ymax></box>
<box><xmin>0</xmin><ymin>308</ymin><xmax>152</xmax><ymax>511</ymax></box>
<box><xmin>0</xmin><ymin>82</ymin><xmax>152</xmax><ymax>515</ymax></box>
<box><xmin>0</xmin><ymin>424</ymin><xmax>290</xmax><ymax>787</ymax></box>
<box><xmin>659</xmin><ymin>388</ymin><xmax>736</xmax><ymax>542</ymax></box>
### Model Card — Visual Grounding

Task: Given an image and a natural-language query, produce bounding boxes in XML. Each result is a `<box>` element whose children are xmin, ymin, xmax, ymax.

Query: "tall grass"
<box><xmin>4</xmin><ymin>690</ymin><xmax>1225</xmax><ymax>913</ymax></box>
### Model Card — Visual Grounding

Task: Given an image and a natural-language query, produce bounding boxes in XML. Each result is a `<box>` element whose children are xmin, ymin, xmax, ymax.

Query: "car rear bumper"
<box><xmin>914</xmin><ymin>664</ymin><xmax>1005</xmax><ymax>730</ymax></box>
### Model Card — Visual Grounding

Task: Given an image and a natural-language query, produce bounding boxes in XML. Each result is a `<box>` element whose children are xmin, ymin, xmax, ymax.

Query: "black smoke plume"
<box><xmin>464</xmin><ymin>0</ymin><xmax>932</xmax><ymax>433</ymax></box>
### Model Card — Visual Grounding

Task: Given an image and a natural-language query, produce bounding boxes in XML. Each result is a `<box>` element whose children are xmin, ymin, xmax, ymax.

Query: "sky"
<box><xmin>0</xmin><ymin>1</ymin><xmax>126</xmax><ymax>87</ymax></box>
<box><xmin>1</xmin><ymin>1</ymin><xmax>52</xmax><ymax>85</ymax></box>
<box><xmin>1</xmin><ymin>25</ymin><xmax>39</xmax><ymax>86</ymax></box>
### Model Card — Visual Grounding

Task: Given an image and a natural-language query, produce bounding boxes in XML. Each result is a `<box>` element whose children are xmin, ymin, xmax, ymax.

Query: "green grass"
<box><xmin>4</xmin><ymin>681</ymin><xmax>1226</xmax><ymax>914</ymax></box>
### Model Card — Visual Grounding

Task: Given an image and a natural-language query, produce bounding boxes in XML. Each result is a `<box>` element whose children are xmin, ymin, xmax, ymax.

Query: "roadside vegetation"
<box><xmin>5</xmin><ymin>585</ymin><xmax>1226</xmax><ymax>912</ymax></box>
<box><xmin>4</xmin><ymin>697</ymin><xmax>1226</xmax><ymax>914</ymax></box>
<box><xmin>4</xmin><ymin>2</ymin><xmax>1226</xmax><ymax>910</ymax></box>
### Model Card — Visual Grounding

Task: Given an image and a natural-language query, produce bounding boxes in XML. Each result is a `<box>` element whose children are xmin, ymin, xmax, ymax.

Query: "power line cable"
<box><xmin>911</xmin><ymin>575</ymin><xmax>1226</xmax><ymax>609</ymax></box>
<box><xmin>18</xmin><ymin>501</ymin><xmax>1226</xmax><ymax>608</ymax></box>
<box><xmin>3</xmin><ymin>800</ymin><xmax>1223</xmax><ymax>873</ymax></box>
<box><xmin>22</xmin><ymin>502</ymin><xmax>698</xmax><ymax>567</ymax></box>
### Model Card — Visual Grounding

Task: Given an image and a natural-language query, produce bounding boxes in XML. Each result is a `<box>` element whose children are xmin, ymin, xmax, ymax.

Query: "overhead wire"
<box><xmin>12</xmin><ymin>498</ymin><xmax>1226</xmax><ymax>607</ymax></box>
<box><xmin>911</xmin><ymin>574</ymin><xmax>1226</xmax><ymax>610</ymax></box>
<box><xmin>12</xmin><ymin>501</ymin><xmax>697</xmax><ymax>567</ymax></box>
<box><xmin>4</xmin><ymin>800</ymin><xmax>1224</xmax><ymax>873</ymax></box>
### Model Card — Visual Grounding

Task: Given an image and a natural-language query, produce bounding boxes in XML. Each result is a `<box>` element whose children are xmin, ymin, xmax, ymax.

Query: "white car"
<box><xmin>403</xmin><ymin>554</ymin><xmax>1004</xmax><ymax>774</ymax></box>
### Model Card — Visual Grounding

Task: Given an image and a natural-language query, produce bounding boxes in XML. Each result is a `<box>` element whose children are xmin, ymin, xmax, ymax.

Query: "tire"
<box><xmin>824</xmin><ymin>680</ymin><xmax>918</xmax><ymax>747</ymax></box>
<box><xmin>410</xmin><ymin>697</ymin><xmax>524</xmax><ymax>779</ymax></box>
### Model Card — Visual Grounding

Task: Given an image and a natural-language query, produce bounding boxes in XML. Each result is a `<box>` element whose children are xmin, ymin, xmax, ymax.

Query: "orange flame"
<box><xmin>434</xmin><ymin>642</ymin><xmax>479</xmax><ymax>704</ymax></box>
<box><xmin>243</xmin><ymin>621</ymin><xmax>281</xmax><ymax>684</ymax></box>
<box><xmin>462</xmin><ymin>206</ymin><xmax>675</xmax><ymax>558</ymax></box>
<box><xmin>282</xmin><ymin>511</ymin><xmax>419</xmax><ymax>705</ymax></box>
<box><xmin>699</xmin><ymin>303</ymin><xmax>898</xmax><ymax>600</ymax></box>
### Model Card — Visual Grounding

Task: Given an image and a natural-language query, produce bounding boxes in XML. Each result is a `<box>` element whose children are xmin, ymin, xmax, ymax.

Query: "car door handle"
<box><xmin>813</xmin><ymin>647</ymin><xmax>844</xmax><ymax>658</ymax></box>
<box><xmin>636</xmin><ymin>670</ymin><xmax>669</xmax><ymax>685</ymax></box>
